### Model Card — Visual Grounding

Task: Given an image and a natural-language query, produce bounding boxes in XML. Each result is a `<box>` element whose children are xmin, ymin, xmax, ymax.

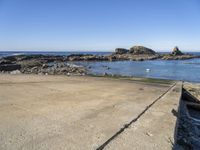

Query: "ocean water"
<box><xmin>77</xmin><ymin>59</ymin><xmax>200</xmax><ymax>83</ymax></box>
<box><xmin>1</xmin><ymin>51</ymin><xmax>200</xmax><ymax>83</ymax></box>
<box><xmin>0</xmin><ymin>51</ymin><xmax>111</xmax><ymax>58</ymax></box>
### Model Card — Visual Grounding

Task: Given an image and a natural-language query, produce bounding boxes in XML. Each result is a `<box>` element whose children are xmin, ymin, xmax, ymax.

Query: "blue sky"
<box><xmin>0</xmin><ymin>0</ymin><xmax>200</xmax><ymax>51</ymax></box>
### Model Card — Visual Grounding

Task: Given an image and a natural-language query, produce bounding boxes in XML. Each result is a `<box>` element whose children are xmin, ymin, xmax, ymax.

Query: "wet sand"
<box><xmin>0</xmin><ymin>75</ymin><xmax>181</xmax><ymax>150</ymax></box>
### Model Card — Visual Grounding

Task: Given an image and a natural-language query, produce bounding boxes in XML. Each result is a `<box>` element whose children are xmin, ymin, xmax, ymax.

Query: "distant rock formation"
<box><xmin>129</xmin><ymin>46</ymin><xmax>156</xmax><ymax>55</ymax></box>
<box><xmin>172</xmin><ymin>46</ymin><xmax>183</xmax><ymax>55</ymax></box>
<box><xmin>115</xmin><ymin>48</ymin><xmax>129</xmax><ymax>54</ymax></box>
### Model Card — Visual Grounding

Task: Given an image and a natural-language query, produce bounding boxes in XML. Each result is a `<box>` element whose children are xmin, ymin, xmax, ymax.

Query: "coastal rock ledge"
<box><xmin>161</xmin><ymin>46</ymin><xmax>199</xmax><ymax>60</ymax></box>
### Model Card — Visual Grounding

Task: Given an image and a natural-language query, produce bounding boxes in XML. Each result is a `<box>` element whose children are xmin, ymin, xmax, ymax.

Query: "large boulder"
<box><xmin>115</xmin><ymin>48</ymin><xmax>129</xmax><ymax>54</ymax></box>
<box><xmin>172</xmin><ymin>46</ymin><xmax>183</xmax><ymax>55</ymax></box>
<box><xmin>129</xmin><ymin>46</ymin><xmax>156</xmax><ymax>55</ymax></box>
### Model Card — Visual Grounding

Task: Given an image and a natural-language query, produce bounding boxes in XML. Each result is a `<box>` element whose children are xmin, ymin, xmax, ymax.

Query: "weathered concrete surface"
<box><xmin>0</xmin><ymin>75</ymin><xmax>178</xmax><ymax>150</ymax></box>
<box><xmin>105</xmin><ymin>82</ymin><xmax>182</xmax><ymax>150</ymax></box>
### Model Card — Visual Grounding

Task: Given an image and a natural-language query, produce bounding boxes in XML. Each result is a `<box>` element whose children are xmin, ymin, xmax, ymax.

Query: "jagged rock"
<box><xmin>0</xmin><ymin>59</ymin><xmax>13</xmax><ymax>65</ymax></box>
<box><xmin>2</xmin><ymin>55</ymin><xmax>64</xmax><ymax>63</ymax></box>
<box><xmin>20</xmin><ymin>62</ymin><xmax>87</xmax><ymax>75</ymax></box>
<box><xmin>129</xmin><ymin>46</ymin><xmax>156</xmax><ymax>55</ymax></box>
<box><xmin>161</xmin><ymin>54</ymin><xmax>198</xmax><ymax>60</ymax></box>
<box><xmin>172</xmin><ymin>46</ymin><xmax>183</xmax><ymax>55</ymax></box>
<box><xmin>18</xmin><ymin>60</ymin><xmax>43</xmax><ymax>68</ymax></box>
<box><xmin>115</xmin><ymin>48</ymin><xmax>129</xmax><ymax>54</ymax></box>
<box><xmin>0</xmin><ymin>64</ymin><xmax>21</xmax><ymax>71</ymax></box>
<box><xmin>66</xmin><ymin>54</ymin><xmax>109</xmax><ymax>61</ymax></box>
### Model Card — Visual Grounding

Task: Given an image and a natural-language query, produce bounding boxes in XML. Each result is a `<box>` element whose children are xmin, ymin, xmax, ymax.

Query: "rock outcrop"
<box><xmin>161</xmin><ymin>54</ymin><xmax>198</xmax><ymax>60</ymax></box>
<box><xmin>172</xmin><ymin>46</ymin><xmax>183</xmax><ymax>55</ymax></box>
<box><xmin>0</xmin><ymin>55</ymin><xmax>87</xmax><ymax>75</ymax></box>
<box><xmin>115</xmin><ymin>48</ymin><xmax>129</xmax><ymax>54</ymax></box>
<box><xmin>0</xmin><ymin>64</ymin><xmax>21</xmax><ymax>72</ymax></box>
<box><xmin>161</xmin><ymin>46</ymin><xmax>200</xmax><ymax>60</ymax></box>
<box><xmin>129</xmin><ymin>46</ymin><xmax>156</xmax><ymax>55</ymax></box>
<box><xmin>66</xmin><ymin>54</ymin><xmax>108</xmax><ymax>61</ymax></box>
<box><xmin>20</xmin><ymin>63</ymin><xmax>86</xmax><ymax>75</ymax></box>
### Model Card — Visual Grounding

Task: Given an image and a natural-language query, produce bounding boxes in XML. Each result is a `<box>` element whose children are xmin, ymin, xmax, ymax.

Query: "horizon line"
<box><xmin>0</xmin><ymin>49</ymin><xmax>200</xmax><ymax>52</ymax></box>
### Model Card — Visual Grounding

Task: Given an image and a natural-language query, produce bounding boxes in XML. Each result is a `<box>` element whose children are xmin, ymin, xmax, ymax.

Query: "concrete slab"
<box><xmin>0</xmin><ymin>75</ymin><xmax>175</xmax><ymax>150</ymax></box>
<box><xmin>105</xmin><ymin>82</ymin><xmax>182</xmax><ymax>150</ymax></box>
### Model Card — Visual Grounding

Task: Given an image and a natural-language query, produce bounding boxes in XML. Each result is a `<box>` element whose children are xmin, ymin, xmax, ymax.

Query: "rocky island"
<box><xmin>0</xmin><ymin>45</ymin><xmax>199</xmax><ymax>75</ymax></box>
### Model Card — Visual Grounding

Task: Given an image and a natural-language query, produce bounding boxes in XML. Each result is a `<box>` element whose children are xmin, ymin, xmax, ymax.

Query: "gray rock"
<box><xmin>129</xmin><ymin>46</ymin><xmax>156</xmax><ymax>55</ymax></box>
<box><xmin>115</xmin><ymin>48</ymin><xmax>129</xmax><ymax>54</ymax></box>
<box><xmin>0</xmin><ymin>64</ymin><xmax>21</xmax><ymax>71</ymax></box>
<box><xmin>10</xmin><ymin>70</ymin><xmax>21</xmax><ymax>75</ymax></box>
<box><xmin>19</xmin><ymin>60</ymin><xmax>42</xmax><ymax>68</ymax></box>
<box><xmin>172</xmin><ymin>46</ymin><xmax>183</xmax><ymax>55</ymax></box>
<box><xmin>0</xmin><ymin>59</ymin><xmax>13</xmax><ymax>65</ymax></box>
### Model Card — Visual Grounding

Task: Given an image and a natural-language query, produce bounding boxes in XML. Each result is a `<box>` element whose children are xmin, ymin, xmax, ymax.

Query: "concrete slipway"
<box><xmin>0</xmin><ymin>75</ymin><xmax>181</xmax><ymax>150</ymax></box>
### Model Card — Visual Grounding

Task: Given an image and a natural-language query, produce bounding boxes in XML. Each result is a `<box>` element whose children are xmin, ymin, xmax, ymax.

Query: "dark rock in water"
<box><xmin>129</xmin><ymin>46</ymin><xmax>156</xmax><ymax>55</ymax></box>
<box><xmin>66</xmin><ymin>54</ymin><xmax>109</xmax><ymax>61</ymax></box>
<box><xmin>161</xmin><ymin>46</ymin><xmax>199</xmax><ymax>60</ymax></box>
<box><xmin>20</xmin><ymin>62</ymin><xmax>87</xmax><ymax>75</ymax></box>
<box><xmin>0</xmin><ymin>59</ymin><xmax>14</xmax><ymax>65</ymax></box>
<box><xmin>115</xmin><ymin>48</ymin><xmax>129</xmax><ymax>54</ymax></box>
<box><xmin>18</xmin><ymin>60</ymin><xmax>43</xmax><ymax>68</ymax></box>
<box><xmin>0</xmin><ymin>64</ymin><xmax>21</xmax><ymax>71</ymax></box>
<box><xmin>172</xmin><ymin>46</ymin><xmax>183</xmax><ymax>55</ymax></box>
<box><xmin>161</xmin><ymin>54</ymin><xmax>198</xmax><ymax>60</ymax></box>
<box><xmin>2</xmin><ymin>55</ymin><xmax>64</xmax><ymax>63</ymax></box>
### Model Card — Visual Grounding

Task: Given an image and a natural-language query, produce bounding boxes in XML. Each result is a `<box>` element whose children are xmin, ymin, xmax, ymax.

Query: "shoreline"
<box><xmin>1</xmin><ymin>52</ymin><xmax>200</xmax><ymax>83</ymax></box>
<box><xmin>0</xmin><ymin>73</ymin><xmax>175</xmax><ymax>85</ymax></box>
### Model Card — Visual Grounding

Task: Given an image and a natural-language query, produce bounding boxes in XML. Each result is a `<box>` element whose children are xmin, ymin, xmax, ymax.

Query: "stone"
<box><xmin>129</xmin><ymin>46</ymin><xmax>156</xmax><ymax>55</ymax></box>
<box><xmin>19</xmin><ymin>60</ymin><xmax>43</xmax><ymax>68</ymax></box>
<box><xmin>0</xmin><ymin>59</ymin><xmax>13</xmax><ymax>65</ymax></box>
<box><xmin>10</xmin><ymin>70</ymin><xmax>21</xmax><ymax>75</ymax></box>
<box><xmin>115</xmin><ymin>48</ymin><xmax>129</xmax><ymax>54</ymax></box>
<box><xmin>0</xmin><ymin>64</ymin><xmax>21</xmax><ymax>71</ymax></box>
<box><xmin>172</xmin><ymin>46</ymin><xmax>183</xmax><ymax>55</ymax></box>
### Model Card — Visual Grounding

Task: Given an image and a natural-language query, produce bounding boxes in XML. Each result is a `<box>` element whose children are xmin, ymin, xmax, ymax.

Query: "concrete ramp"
<box><xmin>0</xmin><ymin>75</ymin><xmax>181</xmax><ymax>150</ymax></box>
<box><xmin>104</xmin><ymin>82</ymin><xmax>182</xmax><ymax>150</ymax></box>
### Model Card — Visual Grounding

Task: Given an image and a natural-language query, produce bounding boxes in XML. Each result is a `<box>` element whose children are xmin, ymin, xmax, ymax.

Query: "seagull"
<box><xmin>146</xmin><ymin>69</ymin><xmax>150</xmax><ymax>72</ymax></box>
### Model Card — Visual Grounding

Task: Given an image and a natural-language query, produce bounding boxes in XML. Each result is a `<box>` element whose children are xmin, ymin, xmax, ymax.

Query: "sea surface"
<box><xmin>1</xmin><ymin>51</ymin><xmax>200</xmax><ymax>83</ymax></box>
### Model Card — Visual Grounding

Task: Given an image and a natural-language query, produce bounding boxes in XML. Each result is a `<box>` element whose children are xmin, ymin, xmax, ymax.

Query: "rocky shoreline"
<box><xmin>0</xmin><ymin>46</ymin><xmax>200</xmax><ymax>75</ymax></box>
<box><xmin>0</xmin><ymin>55</ymin><xmax>87</xmax><ymax>75</ymax></box>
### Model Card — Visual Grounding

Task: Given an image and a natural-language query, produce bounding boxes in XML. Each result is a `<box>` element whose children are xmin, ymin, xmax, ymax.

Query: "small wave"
<box><xmin>12</xmin><ymin>53</ymin><xmax>25</xmax><ymax>56</ymax></box>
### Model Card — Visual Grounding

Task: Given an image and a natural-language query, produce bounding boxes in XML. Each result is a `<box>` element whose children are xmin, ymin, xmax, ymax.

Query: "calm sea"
<box><xmin>1</xmin><ymin>51</ymin><xmax>200</xmax><ymax>83</ymax></box>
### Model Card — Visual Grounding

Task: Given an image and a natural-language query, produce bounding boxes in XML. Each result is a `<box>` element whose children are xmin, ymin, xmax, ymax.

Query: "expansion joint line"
<box><xmin>96</xmin><ymin>82</ymin><xmax>177</xmax><ymax>150</ymax></box>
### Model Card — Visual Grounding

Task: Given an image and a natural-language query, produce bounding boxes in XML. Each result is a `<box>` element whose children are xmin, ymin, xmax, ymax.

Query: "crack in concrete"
<box><xmin>96</xmin><ymin>82</ymin><xmax>177</xmax><ymax>150</ymax></box>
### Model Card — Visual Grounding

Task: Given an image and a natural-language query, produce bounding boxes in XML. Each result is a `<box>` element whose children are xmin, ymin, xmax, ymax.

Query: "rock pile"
<box><xmin>0</xmin><ymin>55</ymin><xmax>87</xmax><ymax>75</ymax></box>
<box><xmin>21</xmin><ymin>63</ymin><xmax>86</xmax><ymax>75</ymax></box>
<box><xmin>161</xmin><ymin>46</ymin><xmax>199</xmax><ymax>60</ymax></box>
<box><xmin>172</xmin><ymin>46</ymin><xmax>183</xmax><ymax>55</ymax></box>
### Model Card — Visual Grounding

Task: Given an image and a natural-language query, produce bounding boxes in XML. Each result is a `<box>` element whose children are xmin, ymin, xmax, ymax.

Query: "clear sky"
<box><xmin>0</xmin><ymin>0</ymin><xmax>200</xmax><ymax>51</ymax></box>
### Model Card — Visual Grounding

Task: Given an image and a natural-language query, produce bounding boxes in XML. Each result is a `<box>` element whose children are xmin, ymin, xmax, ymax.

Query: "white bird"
<box><xmin>146</xmin><ymin>69</ymin><xmax>150</xmax><ymax>72</ymax></box>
